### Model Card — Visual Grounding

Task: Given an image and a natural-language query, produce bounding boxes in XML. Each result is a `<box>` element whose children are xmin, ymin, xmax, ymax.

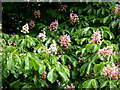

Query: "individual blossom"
<box><xmin>78</xmin><ymin>57</ymin><xmax>82</xmax><ymax>62</ymax></box>
<box><xmin>59</xmin><ymin>5</ymin><xmax>68</xmax><ymax>12</ymax></box>
<box><xmin>13</xmin><ymin>39</ymin><xmax>17</xmax><ymax>46</ymax></box>
<box><xmin>70</xmin><ymin>11</ymin><xmax>79</xmax><ymax>24</ymax></box>
<box><xmin>34</xmin><ymin>10</ymin><xmax>40</xmax><ymax>18</ymax></box>
<box><xmin>68</xmin><ymin>65</ymin><xmax>71</xmax><ymax>70</ymax></box>
<box><xmin>57</xmin><ymin>47</ymin><xmax>63</xmax><ymax>55</ymax></box>
<box><xmin>41</xmin><ymin>71</ymin><xmax>47</xmax><ymax>82</ymax></box>
<box><xmin>56</xmin><ymin>80</ymin><xmax>61</xmax><ymax>87</ymax></box>
<box><xmin>41</xmin><ymin>40</ymin><xmax>57</xmax><ymax>55</ymax></box>
<box><xmin>58</xmin><ymin>34</ymin><xmax>71</xmax><ymax>49</ymax></box>
<box><xmin>49</xmin><ymin>20</ymin><xmax>58</xmax><ymax>31</ymax></box>
<box><xmin>64</xmin><ymin>83</ymin><xmax>75</xmax><ymax>90</ymax></box>
<box><xmin>90</xmin><ymin>29</ymin><xmax>101</xmax><ymax>44</ymax></box>
<box><xmin>8</xmin><ymin>40</ymin><xmax>12</xmax><ymax>46</ymax></box>
<box><xmin>41</xmin><ymin>44</ymin><xmax>50</xmax><ymax>55</ymax></box>
<box><xmin>38</xmin><ymin>4</ymin><xmax>40</xmax><ymax>6</ymax></box>
<box><xmin>98</xmin><ymin>46</ymin><xmax>116</xmax><ymax>57</ymax></box>
<box><xmin>48</xmin><ymin>40</ymin><xmax>57</xmax><ymax>55</ymax></box>
<box><xmin>101</xmin><ymin>63</ymin><xmax>120</xmax><ymax>79</ymax></box>
<box><xmin>29</xmin><ymin>20</ymin><xmax>35</xmax><ymax>29</ymax></box>
<box><xmin>10</xmin><ymin>33</ymin><xmax>15</xmax><ymax>37</ymax></box>
<box><xmin>21</xmin><ymin>23</ymin><xmax>29</xmax><ymax>34</ymax></box>
<box><xmin>38</xmin><ymin>28</ymin><xmax>46</xmax><ymax>42</ymax></box>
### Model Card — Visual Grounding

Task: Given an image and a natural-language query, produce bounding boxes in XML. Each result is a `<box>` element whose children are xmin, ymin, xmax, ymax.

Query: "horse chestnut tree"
<box><xmin>1</xmin><ymin>2</ymin><xmax>120</xmax><ymax>89</ymax></box>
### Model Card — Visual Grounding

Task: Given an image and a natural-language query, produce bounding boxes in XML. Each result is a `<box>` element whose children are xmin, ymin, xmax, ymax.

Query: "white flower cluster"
<box><xmin>21</xmin><ymin>23</ymin><xmax>29</xmax><ymax>34</ymax></box>
<box><xmin>38</xmin><ymin>28</ymin><xmax>46</xmax><ymax>42</ymax></box>
<box><xmin>48</xmin><ymin>40</ymin><xmax>56</xmax><ymax>53</ymax></box>
<box><xmin>42</xmin><ymin>40</ymin><xmax>57</xmax><ymax>55</ymax></box>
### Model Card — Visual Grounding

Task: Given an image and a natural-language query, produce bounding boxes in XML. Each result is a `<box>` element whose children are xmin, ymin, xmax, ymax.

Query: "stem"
<box><xmin>2</xmin><ymin>77</ymin><xmax>9</xmax><ymax>85</ymax></box>
<box><xmin>94</xmin><ymin>76</ymin><xmax>104</xmax><ymax>80</ymax></box>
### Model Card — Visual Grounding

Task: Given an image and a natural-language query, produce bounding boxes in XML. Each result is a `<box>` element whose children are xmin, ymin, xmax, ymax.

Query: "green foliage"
<box><xmin>1</xmin><ymin>2</ymin><xmax>120</xmax><ymax>89</ymax></box>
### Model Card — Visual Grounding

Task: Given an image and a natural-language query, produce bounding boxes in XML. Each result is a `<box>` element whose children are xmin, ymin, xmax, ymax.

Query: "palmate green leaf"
<box><xmin>80</xmin><ymin>38</ymin><xmax>88</xmax><ymax>45</ymax></box>
<box><xmin>44</xmin><ymin>60</ymin><xmax>51</xmax><ymax>70</ymax></box>
<box><xmin>33</xmin><ymin>75</ymin><xmax>37</xmax><ymax>86</ymax></box>
<box><xmin>76</xmin><ymin>49</ymin><xmax>81</xmax><ymax>55</ymax></box>
<box><xmin>99</xmin><ymin>54</ymin><xmax>105</xmax><ymax>61</ymax></box>
<box><xmin>102</xmin><ymin>8</ymin><xmax>105</xmax><ymax>15</ymax></box>
<box><xmin>5</xmin><ymin>46</ymin><xmax>14</xmax><ymax>54</ymax></box>
<box><xmin>10</xmin><ymin>79</ymin><xmax>20</xmax><ymax>88</ymax></box>
<box><xmin>22</xmin><ymin>84</ymin><xmax>32</xmax><ymax>89</ymax></box>
<box><xmin>3</xmin><ymin>69</ymin><xmax>10</xmax><ymax>78</ymax></box>
<box><xmin>109</xmin><ymin>80</ymin><xmax>117</xmax><ymax>88</ymax></box>
<box><xmin>25</xmin><ymin>35</ymin><xmax>36</xmax><ymax>46</ymax></box>
<box><xmin>100</xmin><ymin>26</ymin><xmax>114</xmax><ymax>39</ymax></box>
<box><xmin>73</xmin><ymin>60</ymin><xmax>78</xmax><ymax>67</ymax></box>
<box><xmin>100</xmin><ymin>81</ymin><xmax>108</xmax><ymax>88</ymax></box>
<box><xmin>85</xmin><ymin>44</ymin><xmax>94</xmax><ymax>52</ymax></box>
<box><xmin>83</xmin><ymin>27</ymin><xmax>90</xmax><ymax>35</ymax></box>
<box><xmin>50</xmin><ymin>55</ymin><xmax>58</xmax><ymax>64</ymax></box>
<box><xmin>61</xmin><ymin>55</ymin><xmax>66</xmax><ymax>65</ymax></box>
<box><xmin>93</xmin><ymin>44</ymin><xmax>98</xmax><ymax>52</ymax></box>
<box><xmin>62</xmin><ymin>30</ymin><xmax>70</xmax><ymax>35</ymax></box>
<box><xmin>20</xmin><ymin>39</ymin><xmax>26</xmax><ymax>47</ymax></box>
<box><xmin>81</xmin><ymin>48</ymin><xmax>86</xmax><ymax>55</ymax></box>
<box><xmin>92</xmin><ymin>79</ymin><xmax>99</xmax><ymax>88</ymax></box>
<box><xmin>8</xmin><ymin>35</ymin><xmax>16</xmax><ymax>44</ymax></box>
<box><xmin>97</xmin><ymin>8</ymin><xmax>101</xmax><ymax>15</ymax></box>
<box><xmin>15</xmin><ymin>54</ymin><xmax>21</xmax><ymax>65</ymax></box>
<box><xmin>56</xmin><ymin>68</ymin><xmax>69</xmax><ymax>82</ymax></box>
<box><xmin>111</xmin><ymin>44</ymin><xmax>119</xmax><ymax>51</ymax></box>
<box><xmin>111</xmin><ymin>20</ymin><xmax>117</xmax><ymax>28</ymax></box>
<box><xmin>7</xmin><ymin>54</ymin><xmax>16</xmax><ymax>69</ymax></box>
<box><xmin>62</xmin><ymin>65</ymin><xmax>70</xmax><ymax>78</ymax></box>
<box><xmin>55</xmin><ymin>63</ymin><xmax>69</xmax><ymax>82</ymax></box>
<box><xmin>82</xmin><ymin>79</ymin><xmax>92</xmax><ymax>88</ymax></box>
<box><xmin>104</xmin><ymin>30</ymin><xmax>114</xmax><ymax>40</ymax></box>
<box><xmin>2</xmin><ymin>33</ymin><xmax>10</xmax><ymax>40</ymax></box>
<box><xmin>87</xmin><ymin>62</ymin><xmax>92</xmax><ymax>75</ymax></box>
<box><xmin>80</xmin><ymin>61</ymin><xmax>90</xmax><ymax>76</ymax></box>
<box><xmin>100</xmin><ymin>40</ymin><xmax>111</xmax><ymax>46</ymax></box>
<box><xmin>93</xmin><ymin>19</ymin><xmax>96</xmax><ymax>23</ymax></box>
<box><xmin>29</xmin><ymin>57</ymin><xmax>40</xmax><ymax>71</ymax></box>
<box><xmin>25</xmin><ymin>56</ymin><xmax>29</xmax><ymax>70</ymax></box>
<box><xmin>25</xmin><ymin>39</ymin><xmax>32</xmax><ymax>48</ymax></box>
<box><xmin>64</xmin><ymin>55</ymin><xmax>73</xmax><ymax>62</ymax></box>
<box><xmin>47</xmin><ymin>68</ymin><xmax>58</xmax><ymax>83</ymax></box>
<box><xmin>103</xmin><ymin>16</ymin><xmax>109</xmax><ymax>24</ymax></box>
<box><xmin>86</xmin><ymin>43</ymin><xmax>99</xmax><ymax>53</ymax></box>
<box><xmin>39</xmin><ymin>64</ymin><xmax>46</xmax><ymax>74</ymax></box>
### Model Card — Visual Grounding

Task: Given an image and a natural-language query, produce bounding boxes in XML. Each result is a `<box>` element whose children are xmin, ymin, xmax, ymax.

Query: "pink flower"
<box><xmin>58</xmin><ymin>34</ymin><xmax>71</xmax><ymax>49</ymax></box>
<box><xmin>29</xmin><ymin>20</ymin><xmax>35</xmax><ymax>29</ymax></box>
<box><xmin>59</xmin><ymin>5</ymin><xmax>68</xmax><ymax>12</ymax></box>
<box><xmin>34</xmin><ymin>10</ymin><xmax>40</xmax><ymax>18</ymax></box>
<box><xmin>98</xmin><ymin>46</ymin><xmax>116</xmax><ymax>57</ymax></box>
<box><xmin>101</xmin><ymin>63</ymin><xmax>119</xmax><ymax>79</ymax></box>
<box><xmin>10</xmin><ymin>33</ymin><xmax>15</xmax><ymax>37</ymax></box>
<box><xmin>103</xmin><ymin>73</ymin><xmax>107</xmax><ymax>76</ymax></box>
<box><xmin>90</xmin><ymin>29</ymin><xmax>101</xmax><ymax>44</ymax></box>
<box><xmin>70</xmin><ymin>11</ymin><xmax>79</xmax><ymax>24</ymax></box>
<box><xmin>114</xmin><ymin>4</ymin><xmax>120</xmax><ymax>16</ymax></box>
<box><xmin>49</xmin><ymin>20</ymin><xmax>58</xmax><ymax>31</ymax></box>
